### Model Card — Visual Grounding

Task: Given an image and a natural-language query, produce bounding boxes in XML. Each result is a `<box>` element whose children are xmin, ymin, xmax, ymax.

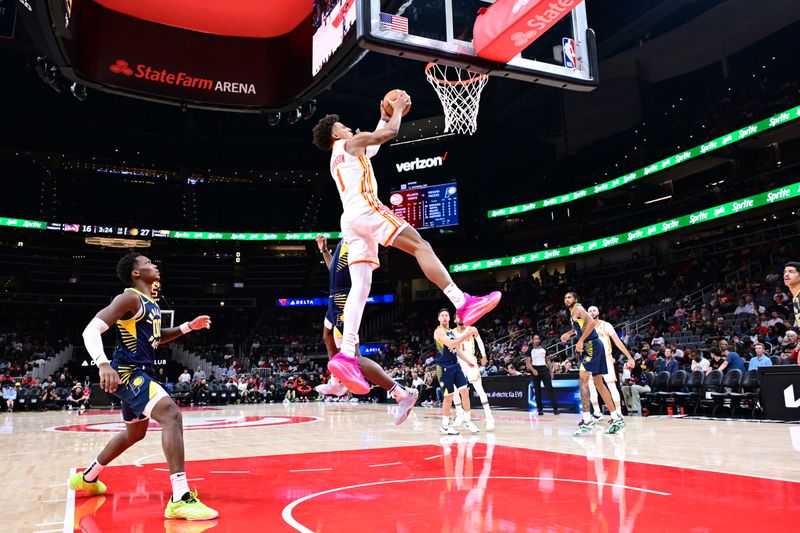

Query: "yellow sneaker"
<box><xmin>68</xmin><ymin>471</ymin><xmax>107</xmax><ymax>496</ymax></box>
<box><xmin>164</xmin><ymin>491</ymin><xmax>219</xmax><ymax>521</ymax></box>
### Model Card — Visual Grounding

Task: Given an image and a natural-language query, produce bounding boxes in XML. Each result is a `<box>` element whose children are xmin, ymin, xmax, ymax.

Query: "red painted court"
<box><xmin>69</xmin><ymin>442</ymin><xmax>800</xmax><ymax>532</ymax></box>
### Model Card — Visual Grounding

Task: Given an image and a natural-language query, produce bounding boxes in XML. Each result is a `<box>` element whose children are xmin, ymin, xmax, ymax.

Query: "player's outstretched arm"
<box><xmin>608</xmin><ymin>324</ymin><xmax>634</xmax><ymax>366</ymax></box>
<box><xmin>435</xmin><ymin>326</ymin><xmax>476</xmax><ymax>350</ymax></box>
<box><xmin>161</xmin><ymin>315</ymin><xmax>211</xmax><ymax>344</ymax></box>
<box><xmin>316</xmin><ymin>235</ymin><xmax>333</xmax><ymax>270</ymax></box>
<box><xmin>345</xmin><ymin>92</ymin><xmax>409</xmax><ymax>154</ymax></box>
<box><xmin>83</xmin><ymin>291</ymin><xmax>140</xmax><ymax>392</ymax></box>
<box><xmin>365</xmin><ymin>102</ymin><xmax>391</xmax><ymax>158</ymax></box>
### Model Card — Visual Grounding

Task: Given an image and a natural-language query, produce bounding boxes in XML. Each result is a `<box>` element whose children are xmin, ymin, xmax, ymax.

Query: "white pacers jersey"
<box><xmin>596</xmin><ymin>320</ymin><xmax>618</xmax><ymax>381</ymax></box>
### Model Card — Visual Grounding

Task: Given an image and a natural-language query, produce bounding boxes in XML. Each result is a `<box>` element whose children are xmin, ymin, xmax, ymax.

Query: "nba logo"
<box><xmin>562</xmin><ymin>37</ymin><xmax>577</xmax><ymax>70</ymax></box>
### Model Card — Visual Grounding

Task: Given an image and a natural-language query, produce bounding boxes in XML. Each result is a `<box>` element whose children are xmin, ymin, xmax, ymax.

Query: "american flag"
<box><xmin>379</xmin><ymin>12</ymin><xmax>409</xmax><ymax>34</ymax></box>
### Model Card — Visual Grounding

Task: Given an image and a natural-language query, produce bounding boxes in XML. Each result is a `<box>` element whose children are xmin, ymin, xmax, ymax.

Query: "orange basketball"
<box><xmin>382</xmin><ymin>89</ymin><xmax>411</xmax><ymax>117</ymax></box>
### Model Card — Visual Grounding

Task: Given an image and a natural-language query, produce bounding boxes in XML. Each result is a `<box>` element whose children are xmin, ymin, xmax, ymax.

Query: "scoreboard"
<box><xmin>389</xmin><ymin>182</ymin><xmax>459</xmax><ymax>231</ymax></box>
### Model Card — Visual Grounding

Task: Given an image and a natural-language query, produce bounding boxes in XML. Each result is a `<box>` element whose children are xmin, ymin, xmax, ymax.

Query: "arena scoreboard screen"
<box><xmin>389</xmin><ymin>182</ymin><xmax>459</xmax><ymax>231</ymax></box>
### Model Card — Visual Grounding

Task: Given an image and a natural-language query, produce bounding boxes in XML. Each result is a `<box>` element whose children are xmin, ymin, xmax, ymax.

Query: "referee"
<box><xmin>527</xmin><ymin>335</ymin><xmax>559</xmax><ymax>415</ymax></box>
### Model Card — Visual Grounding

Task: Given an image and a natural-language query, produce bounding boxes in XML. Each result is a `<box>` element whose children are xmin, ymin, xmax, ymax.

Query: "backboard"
<box><xmin>358</xmin><ymin>0</ymin><xmax>597</xmax><ymax>91</ymax></box>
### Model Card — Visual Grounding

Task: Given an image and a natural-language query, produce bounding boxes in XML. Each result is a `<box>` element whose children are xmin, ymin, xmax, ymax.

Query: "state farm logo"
<box><xmin>109</xmin><ymin>59</ymin><xmax>133</xmax><ymax>76</ymax></box>
<box><xmin>508</xmin><ymin>0</ymin><xmax>580</xmax><ymax>49</ymax></box>
<box><xmin>47</xmin><ymin>415</ymin><xmax>318</xmax><ymax>433</ymax></box>
<box><xmin>107</xmin><ymin>58</ymin><xmax>257</xmax><ymax>95</ymax></box>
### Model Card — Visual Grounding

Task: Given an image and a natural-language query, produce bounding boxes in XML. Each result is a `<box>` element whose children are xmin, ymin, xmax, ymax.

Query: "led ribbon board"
<box><xmin>487</xmin><ymin>105</ymin><xmax>800</xmax><ymax>218</ymax></box>
<box><xmin>453</xmin><ymin>182</ymin><xmax>800</xmax><ymax>273</ymax></box>
<box><xmin>0</xmin><ymin>217</ymin><xmax>341</xmax><ymax>241</ymax></box>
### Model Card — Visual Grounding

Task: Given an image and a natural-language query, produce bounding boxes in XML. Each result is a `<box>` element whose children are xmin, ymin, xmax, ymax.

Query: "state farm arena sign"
<box><xmin>108</xmin><ymin>59</ymin><xmax>257</xmax><ymax>95</ymax></box>
<box><xmin>48</xmin><ymin>415</ymin><xmax>319</xmax><ymax>433</ymax></box>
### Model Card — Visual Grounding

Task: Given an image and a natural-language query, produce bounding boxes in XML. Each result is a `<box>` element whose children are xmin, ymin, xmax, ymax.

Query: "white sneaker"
<box><xmin>439</xmin><ymin>423</ymin><xmax>459</xmax><ymax>435</ymax></box>
<box><xmin>592</xmin><ymin>412</ymin><xmax>604</xmax><ymax>422</ymax></box>
<box><xmin>452</xmin><ymin>414</ymin><xmax>465</xmax><ymax>428</ymax></box>
<box><xmin>394</xmin><ymin>388</ymin><xmax>418</xmax><ymax>425</ymax></box>
<box><xmin>485</xmin><ymin>416</ymin><xmax>495</xmax><ymax>432</ymax></box>
<box><xmin>463</xmin><ymin>420</ymin><xmax>480</xmax><ymax>434</ymax></box>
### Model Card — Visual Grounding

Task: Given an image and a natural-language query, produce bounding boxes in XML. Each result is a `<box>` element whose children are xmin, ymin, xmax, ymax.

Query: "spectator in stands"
<box><xmin>192</xmin><ymin>378</ymin><xmax>209</xmax><ymax>406</ymax></box>
<box><xmin>691</xmin><ymin>350</ymin><xmax>710</xmax><ymax>372</ymax></box>
<box><xmin>157</xmin><ymin>367</ymin><xmax>169</xmax><ymax>383</ymax></box>
<box><xmin>67</xmin><ymin>382</ymin><xmax>88</xmax><ymax>410</ymax></box>
<box><xmin>194</xmin><ymin>366</ymin><xmax>206</xmax><ymax>383</ymax></box>
<box><xmin>659</xmin><ymin>347</ymin><xmax>679</xmax><ymax>374</ymax></box>
<box><xmin>718</xmin><ymin>344</ymin><xmax>745</xmax><ymax>373</ymax></box>
<box><xmin>178</xmin><ymin>368</ymin><xmax>191</xmax><ymax>384</ymax></box>
<box><xmin>670</xmin><ymin>343</ymin><xmax>684</xmax><ymax>362</ymax></box>
<box><xmin>734</xmin><ymin>296</ymin><xmax>755</xmax><ymax>315</ymax></box>
<box><xmin>748</xmin><ymin>343</ymin><xmax>772</xmax><ymax>371</ymax></box>
<box><xmin>207</xmin><ymin>371</ymin><xmax>217</xmax><ymax>383</ymax></box>
<box><xmin>767</xmin><ymin>311</ymin><xmax>784</xmax><ymax>327</ymax></box>
<box><xmin>651</xmin><ymin>332</ymin><xmax>665</xmax><ymax>347</ymax></box>
<box><xmin>621</xmin><ymin>362</ymin><xmax>650</xmax><ymax>416</ymax></box>
<box><xmin>226</xmin><ymin>364</ymin><xmax>237</xmax><ymax>381</ymax></box>
<box><xmin>780</xmin><ymin>330</ymin><xmax>798</xmax><ymax>362</ymax></box>
<box><xmin>3</xmin><ymin>383</ymin><xmax>16</xmax><ymax>412</ymax></box>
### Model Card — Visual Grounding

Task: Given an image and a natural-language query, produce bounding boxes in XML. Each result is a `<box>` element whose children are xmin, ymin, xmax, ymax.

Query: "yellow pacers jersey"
<box><xmin>113</xmin><ymin>288</ymin><xmax>161</xmax><ymax>367</ymax></box>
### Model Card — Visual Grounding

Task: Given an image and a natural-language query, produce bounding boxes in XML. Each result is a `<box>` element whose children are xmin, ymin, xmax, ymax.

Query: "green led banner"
<box><xmin>453</xmin><ymin>182</ymin><xmax>800</xmax><ymax>273</ymax></box>
<box><xmin>0</xmin><ymin>217</ymin><xmax>46</xmax><ymax>230</ymax></box>
<box><xmin>487</xmin><ymin>105</ymin><xmax>800</xmax><ymax>218</ymax></box>
<box><xmin>168</xmin><ymin>231</ymin><xmax>342</xmax><ymax>241</ymax></box>
<box><xmin>0</xmin><ymin>216</ymin><xmax>340</xmax><ymax>241</ymax></box>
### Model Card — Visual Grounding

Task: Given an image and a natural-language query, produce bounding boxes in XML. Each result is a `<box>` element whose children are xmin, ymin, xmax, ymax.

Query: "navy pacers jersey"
<box><xmin>113</xmin><ymin>288</ymin><xmax>161</xmax><ymax>367</ymax></box>
<box><xmin>327</xmin><ymin>241</ymin><xmax>350</xmax><ymax>337</ymax></box>
<box><xmin>435</xmin><ymin>327</ymin><xmax>459</xmax><ymax>366</ymax></box>
<box><xmin>571</xmin><ymin>305</ymin><xmax>599</xmax><ymax>342</ymax></box>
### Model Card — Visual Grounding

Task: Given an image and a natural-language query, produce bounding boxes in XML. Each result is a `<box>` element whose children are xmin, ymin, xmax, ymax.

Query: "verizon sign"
<box><xmin>395</xmin><ymin>152</ymin><xmax>448</xmax><ymax>173</ymax></box>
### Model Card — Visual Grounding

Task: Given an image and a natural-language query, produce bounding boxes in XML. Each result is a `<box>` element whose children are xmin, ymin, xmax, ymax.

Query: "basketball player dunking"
<box><xmin>560</xmin><ymin>292</ymin><xmax>624</xmax><ymax>435</ymax></box>
<box><xmin>454</xmin><ymin>315</ymin><xmax>495</xmax><ymax>431</ymax></box>
<box><xmin>312</xmin><ymin>93</ymin><xmax>501</xmax><ymax>394</ymax></box>
<box><xmin>586</xmin><ymin>305</ymin><xmax>635</xmax><ymax>420</ymax></box>
<box><xmin>70</xmin><ymin>253</ymin><xmax>217</xmax><ymax>520</ymax></box>
<box><xmin>314</xmin><ymin>235</ymin><xmax>418</xmax><ymax>425</ymax></box>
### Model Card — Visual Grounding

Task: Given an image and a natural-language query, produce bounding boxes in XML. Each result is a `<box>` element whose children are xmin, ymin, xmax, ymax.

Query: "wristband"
<box><xmin>180</xmin><ymin>322</ymin><xmax>193</xmax><ymax>334</ymax></box>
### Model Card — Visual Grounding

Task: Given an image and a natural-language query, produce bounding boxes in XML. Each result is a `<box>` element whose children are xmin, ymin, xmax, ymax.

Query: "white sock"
<box><xmin>611</xmin><ymin>409</ymin><xmax>622</xmax><ymax>420</ymax></box>
<box><xmin>441</xmin><ymin>415</ymin><xmax>449</xmax><ymax>426</ymax></box>
<box><xmin>582</xmin><ymin>412</ymin><xmax>592</xmax><ymax>423</ymax></box>
<box><xmin>389</xmin><ymin>383</ymin><xmax>407</xmax><ymax>400</ymax></box>
<box><xmin>473</xmin><ymin>382</ymin><xmax>492</xmax><ymax>418</ymax></box>
<box><xmin>463</xmin><ymin>410</ymin><xmax>471</xmax><ymax>421</ymax></box>
<box><xmin>340</xmin><ymin>263</ymin><xmax>373</xmax><ymax>358</ymax></box>
<box><xmin>170</xmin><ymin>472</ymin><xmax>190</xmax><ymax>502</ymax></box>
<box><xmin>443</xmin><ymin>283</ymin><xmax>466</xmax><ymax>309</ymax></box>
<box><xmin>82</xmin><ymin>458</ymin><xmax>105</xmax><ymax>482</ymax></box>
<box><xmin>610</xmin><ymin>385</ymin><xmax>621</xmax><ymax>409</ymax></box>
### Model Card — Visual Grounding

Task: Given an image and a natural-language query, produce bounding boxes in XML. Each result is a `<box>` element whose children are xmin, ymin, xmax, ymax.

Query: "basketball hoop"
<box><xmin>424</xmin><ymin>63</ymin><xmax>488</xmax><ymax>135</ymax></box>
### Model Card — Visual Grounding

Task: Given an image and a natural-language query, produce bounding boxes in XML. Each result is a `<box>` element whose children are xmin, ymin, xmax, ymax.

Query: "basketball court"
<box><xmin>6</xmin><ymin>403</ymin><xmax>800</xmax><ymax>532</ymax></box>
<box><xmin>5</xmin><ymin>1</ymin><xmax>800</xmax><ymax>532</ymax></box>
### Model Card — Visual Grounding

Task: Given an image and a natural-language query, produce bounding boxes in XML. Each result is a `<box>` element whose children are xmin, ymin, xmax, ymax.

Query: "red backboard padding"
<box><xmin>473</xmin><ymin>0</ymin><xmax>581</xmax><ymax>63</ymax></box>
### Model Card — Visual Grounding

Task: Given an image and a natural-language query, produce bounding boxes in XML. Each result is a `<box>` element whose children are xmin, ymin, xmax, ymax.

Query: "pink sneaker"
<box><xmin>327</xmin><ymin>353</ymin><xmax>370</xmax><ymax>395</ymax></box>
<box><xmin>456</xmin><ymin>291</ymin><xmax>502</xmax><ymax>326</ymax></box>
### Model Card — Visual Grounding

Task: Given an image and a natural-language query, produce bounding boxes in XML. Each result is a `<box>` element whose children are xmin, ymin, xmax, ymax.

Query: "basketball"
<box><xmin>382</xmin><ymin>89</ymin><xmax>411</xmax><ymax>117</ymax></box>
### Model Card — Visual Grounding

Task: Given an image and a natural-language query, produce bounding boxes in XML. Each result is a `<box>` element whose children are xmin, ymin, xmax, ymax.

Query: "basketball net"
<box><xmin>425</xmin><ymin>63</ymin><xmax>488</xmax><ymax>135</ymax></box>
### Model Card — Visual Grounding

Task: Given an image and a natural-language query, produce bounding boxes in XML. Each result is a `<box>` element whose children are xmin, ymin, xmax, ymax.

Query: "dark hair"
<box><xmin>116</xmin><ymin>253</ymin><xmax>141</xmax><ymax>284</ymax></box>
<box><xmin>437</xmin><ymin>308</ymin><xmax>450</xmax><ymax>316</ymax></box>
<box><xmin>709</xmin><ymin>347</ymin><xmax>721</xmax><ymax>357</ymax></box>
<box><xmin>312</xmin><ymin>114</ymin><xmax>340</xmax><ymax>151</ymax></box>
<box><xmin>785</xmin><ymin>261</ymin><xmax>800</xmax><ymax>273</ymax></box>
